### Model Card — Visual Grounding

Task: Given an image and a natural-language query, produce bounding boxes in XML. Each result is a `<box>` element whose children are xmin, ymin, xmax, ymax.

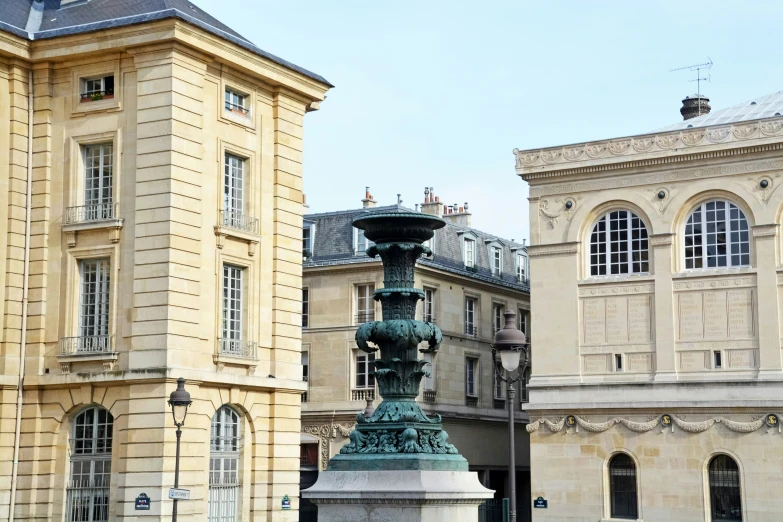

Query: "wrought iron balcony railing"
<box><xmin>354</xmin><ymin>311</ymin><xmax>375</xmax><ymax>324</ymax></box>
<box><xmin>65</xmin><ymin>202</ymin><xmax>118</xmax><ymax>225</ymax></box>
<box><xmin>224</xmin><ymin>101</ymin><xmax>249</xmax><ymax>115</ymax></box>
<box><xmin>351</xmin><ymin>388</ymin><xmax>375</xmax><ymax>401</ymax></box>
<box><xmin>220</xmin><ymin>209</ymin><xmax>259</xmax><ymax>235</ymax></box>
<box><xmin>465</xmin><ymin>325</ymin><xmax>479</xmax><ymax>337</ymax></box>
<box><xmin>60</xmin><ymin>335</ymin><xmax>113</xmax><ymax>355</ymax></box>
<box><xmin>465</xmin><ymin>396</ymin><xmax>478</xmax><ymax>407</ymax></box>
<box><xmin>218</xmin><ymin>338</ymin><xmax>258</xmax><ymax>359</ymax></box>
<box><xmin>423</xmin><ymin>390</ymin><xmax>436</xmax><ymax>403</ymax></box>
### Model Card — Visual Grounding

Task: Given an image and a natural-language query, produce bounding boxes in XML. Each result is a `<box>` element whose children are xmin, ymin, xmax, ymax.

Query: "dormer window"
<box><xmin>464</xmin><ymin>238</ymin><xmax>476</xmax><ymax>269</ymax></box>
<box><xmin>80</xmin><ymin>75</ymin><xmax>114</xmax><ymax>103</ymax></box>
<box><xmin>225</xmin><ymin>88</ymin><xmax>249</xmax><ymax>115</ymax></box>
<box><xmin>355</xmin><ymin>228</ymin><xmax>373</xmax><ymax>255</ymax></box>
<box><xmin>303</xmin><ymin>225</ymin><xmax>314</xmax><ymax>258</ymax></box>
<box><xmin>491</xmin><ymin>246</ymin><xmax>502</xmax><ymax>276</ymax></box>
<box><xmin>516</xmin><ymin>253</ymin><xmax>527</xmax><ymax>282</ymax></box>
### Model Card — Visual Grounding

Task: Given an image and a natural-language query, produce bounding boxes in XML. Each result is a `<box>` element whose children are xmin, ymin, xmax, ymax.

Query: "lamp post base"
<box><xmin>303</xmin><ymin>470</ymin><xmax>493</xmax><ymax>522</ymax></box>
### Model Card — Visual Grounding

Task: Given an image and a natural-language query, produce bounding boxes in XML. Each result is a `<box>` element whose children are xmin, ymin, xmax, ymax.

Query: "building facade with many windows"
<box><xmin>0</xmin><ymin>1</ymin><xmax>330</xmax><ymax>521</ymax></box>
<box><xmin>299</xmin><ymin>189</ymin><xmax>532</xmax><ymax>519</ymax></box>
<box><xmin>516</xmin><ymin>92</ymin><xmax>783</xmax><ymax>521</ymax></box>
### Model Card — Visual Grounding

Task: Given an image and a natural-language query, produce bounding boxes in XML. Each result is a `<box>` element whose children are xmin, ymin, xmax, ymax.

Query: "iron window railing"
<box><xmin>465</xmin><ymin>396</ymin><xmax>478</xmax><ymax>407</ymax></box>
<box><xmin>218</xmin><ymin>339</ymin><xmax>258</xmax><ymax>359</ymax></box>
<box><xmin>208</xmin><ymin>480</ymin><xmax>240</xmax><ymax>522</ymax></box>
<box><xmin>351</xmin><ymin>388</ymin><xmax>375</xmax><ymax>401</ymax></box>
<box><xmin>61</xmin><ymin>336</ymin><xmax>112</xmax><ymax>355</ymax></box>
<box><xmin>66</xmin><ymin>479</ymin><xmax>110</xmax><ymax>522</ymax></box>
<box><xmin>423</xmin><ymin>390</ymin><xmax>436</xmax><ymax>403</ymax></box>
<box><xmin>220</xmin><ymin>209</ymin><xmax>259</xmax><ymax>235</ymax></box>
<box><xmin>224</xmin><ymin>101</ymin><xmax>249</xmax><ymax>115</ymax></box>
<box><xmin>355</xmin><ymin>311</ymin><xmax>376</xmax><ymax>323</ymax></box>
<box><xmin>465</xmin><ymin>325</ymin><xmax>479</xmax><ymax>337</ymax></box>
<box><xmin>65</xmin><ymin>202</ymin><xmax>118</xmax><ymax>225</ymax></box>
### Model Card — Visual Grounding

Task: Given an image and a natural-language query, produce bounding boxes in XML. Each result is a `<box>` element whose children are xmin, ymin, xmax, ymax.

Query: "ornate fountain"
<box><xmin>326</xmin><ymin>209</ymin><xmax>468</xmax><ymax>471</ymax></box>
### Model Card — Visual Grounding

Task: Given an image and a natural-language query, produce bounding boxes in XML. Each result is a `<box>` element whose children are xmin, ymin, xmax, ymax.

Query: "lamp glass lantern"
<box><xmin>168</xmin><ymin>377</ymin><xmax>192</xmax><ymax>427</ymax></box>
<box><xmin>492</xmin><ymin>310</ymin><xmax>527</xmax><ymax>372</ymax></box>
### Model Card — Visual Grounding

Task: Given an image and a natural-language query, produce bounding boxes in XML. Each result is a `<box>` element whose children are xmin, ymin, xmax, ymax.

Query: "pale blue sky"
<box><xmin>194</xmin><ymin>0</ymin><xmax>783</xmax><ymax>242</ymax></box>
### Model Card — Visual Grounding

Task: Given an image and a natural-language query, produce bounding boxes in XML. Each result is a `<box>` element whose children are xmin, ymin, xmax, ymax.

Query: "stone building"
<box><xmin>0</xmin><ymin>1</ymin><xmax>330</xmax><ymax>521</ymax></box>
<box><xmin>515</xmin><ymin>91</ymin><xmax>783</xmax><ymax>521</ymax></box>
<box><xmin>299</xmin><ymin>188</ymin><xmax>532</xmax><ymax>519</ymax></box>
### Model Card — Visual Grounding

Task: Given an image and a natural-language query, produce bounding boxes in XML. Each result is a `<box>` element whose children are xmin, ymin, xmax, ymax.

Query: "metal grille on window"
<box><xmin>223</xmin><ymin>153</ymin><xmax>244</xmax><ymax>228</ymax></box>
<box><xmin>685</xmin><ymin>201</ymin><xmax>750</xmax><ymax>269</ymax></box>
<box><xmin>709</xmin><ymin>455</ymin><xmax>742</xmax><ymax>521</ymax></box>
<box><xmin>67</xmin><ymin>407</ymin><xmax>113</xmax><ymax>522</ymax></box>
<box><xmin>609</xmin><ymin>453</ymin><xmax>638</xmax><ymax>519</ymax></box>
<box><xmin>222</xmin><ymin>265</ymin><xmax>243</xmax><ymax>353</ymax></box>
<box><xmin>79</xmin><ymin>259</ymin><xmax>110</xmax><ymax>343</ymax></box>
<box><xmin>356</xmin><ymin>352</ymin><xmax>376</xmax><ymax>388</ymax></box>
<box><xmin>590</xmin><ymin>210</ymin><xmax>649</xmax><ymax>276</ymax></box>
<box><xmin>356</xmin><ymin>284</ymin><xmax>375</xmax><ymax>322</ymax></box>
<box><xmin>84</xmin><ymin>144</ymin><xmax>113</xmax><ymax>221</ymax></box>
<box><xmin>209</xmin><ymin>406</ymin><xmax>240</xmax><ymax>522</ymax></box>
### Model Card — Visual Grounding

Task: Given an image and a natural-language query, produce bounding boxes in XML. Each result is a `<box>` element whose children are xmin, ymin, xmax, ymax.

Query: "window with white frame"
<box><xmin>684</xmin><ymin>200</ymin><xmax>750</xmax><ymax>269</ymax></box>
<box><xmin>78</xmin><ymin>259</ymin><xmax>111</xmax><ymax>353</ymax></box>
<box><xmin>81</xmin><ymin>144</ymin><xmax>114</xmax><ymax>222</ymax></box>
<box><xmin>423</xmin><ymin>287</ymin><xmax>435</xmax><ymax>322</ymax></box>
<box><xmin>465</xmin><ymin>297</ymin><xmax>477</xmax><ymax>336</ymax></box>
<box><xmin>302</xmin><ymin>288</ymin><xmax>309</xmax><ymax>328</ymax></box>
<box><xmin>464</xmin><ymin>238</ymin><xmax>476</xmax><ymax>268</ymax></box>
<box><xmin>518</xmin><ymin>308</ymin><xmax>528</xmax><ymax>337</ymax></box>
<box><xmin>356</xmin><ymin>284</ymin><xmax>375</xmax><ymax>323</ymax></box>
<box><xmin>303</xmin><ymin>226</ymin><xmax>313</xmax><ymax>258</ymax></box>
<box><xmin>355</xmin><ymin>228</ymin><xmax>374</xmax><ymax>255</ymax></box>
<box><xmin>590</xmin><ymin>210</ymin><xmax>649</xmax><ymax>276</ymax></box>
<box><xmin>491</xmin><ymin>246</ymin><xmax>502</xmax><ymax>275</ymax></box>
<box><xmin>224</xmin><ymin>88</ymin><xmax>249</xmax><ymax>115</ymax></box>
<box><xmin>465</xmin><ymin>357</ymin><xmax>478</xmax><ymax>397</ymax></box>
<box><xmin>209</xmin><ymin>406</ymin><xmax>240</xmax><ymax>522</ymax></box>
<box><xmin>221</xmin><ymin>265</ymin><xmax>244</xmax><ymax>355</ymax></box>
<box><xmin>223</xmin><ymin>153</ymin><xmax>245</xmax><ymax>228</ymax></box>
<box><xmin>493</xmin><ymin>304</ymin><xmax>505</xmax><ymax>335</ymax></box>
<box><xmin>302</xmin><ymin>351</ymin><xmax>309</xmax><ymax>382</ymax></box>
<box><xmin>516</xmin><ymin>253</ymin><xmax>527</xmax><ymax>282</ymax></box>
<box><xmin>67</xmin><ymin>406</ymin><xmax>113</xmax><ymax>522</ymax></box>
<box><xmin>422</xmin><ymin>352</ymin><xmax>435</xmax><ymax>391</ymax></box>
<box><xmin>355</xmin><ymin>352</ymin><xmax>376</xmax><ymax>389</ymax></box>
<box><xmin>81</xmin><ymin>75</ymin><xmax>114</xmax><ymax>100</ymax></box>
<box><xmin>493</xmin><ymin>362</ymin><xmax>504</xmax><ymax>399</ymax></box>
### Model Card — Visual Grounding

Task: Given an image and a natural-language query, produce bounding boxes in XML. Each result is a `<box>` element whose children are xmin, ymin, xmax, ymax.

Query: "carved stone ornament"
<box><xmin>672</xmin><ymin>276</ymin><xmax>755</xmax><ymax>290</ymax></box>
<box><xmin>563</xmin><ymin>147</ymin><xmax>585</xmax><ymax>161</ymax></box>
<box><xmin>302</xmin><ymin>423</ymin><xmax>356</xmax><ymax>470</ymax></box>
<box><xmin>760</xmin><ymin>121</ymin><xmax>783</xmax><ymax>136</ymax></box>
<box><xmin>608</xmin><ymin>140</ymin><xmax>631</xmax><ymax>155</ymax></box>
<box><xmin>707</xmin><ymin>127</ymin><xmax>731</xmax><ymax>142</ymax></box>
<box><xmin>541</xmin><ymin>150</ymin><xmax>562</xmax><ymax>164</ymax></box>
<box><xmin>513</xmin><ymin>148</ymin><xmax>539</xmax><ymax>168</ymax></box>
<box><xmin>585</xmin><ymin>144</ymin><xmax>607</xmax><ymax>158</ymax></box>
<box><xmin>655</xmin><ymin>134</ymin><xmax>679</xmax><ymax>149</ymax></box>
<box><xmin>733</xmin><ymin>123</ymin><xmax>759</xmax><ymax>140</ymax></box>
<box><xmin>751</xmin><ymin>224</ymin><xmax>778</xmax><ymax>239</ymax></box>
<box><xmin>527</xmin><ymin>414</ymin><xmax>776</xmax><ymax>434</ymax></box>
<box><xmin>538</xmin><ymin>199</ymin><xmax>562</xmax><ymax>229</ymax></box>
<box><xmin>631</xmin><ymin>137</ymin><xmax>654</xmax><ymax>152</ymax></box>
<box><xmin>681</xmin><ymin>131</ymin><xmax>706</xmax><ymax>146</ymax></box>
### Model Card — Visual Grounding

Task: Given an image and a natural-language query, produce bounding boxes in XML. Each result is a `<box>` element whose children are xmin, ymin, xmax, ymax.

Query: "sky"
<box><xmin>193</xmin><ymin>0</ymin><xmax>783</xmax><ymax>243</ymax></box>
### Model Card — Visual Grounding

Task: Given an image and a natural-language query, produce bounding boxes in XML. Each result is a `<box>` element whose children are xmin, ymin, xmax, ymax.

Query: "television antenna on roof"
<box><xmin>670</xmin><ymin>58</ymin><xmax>713</xmax><ymax>113</ymax></box>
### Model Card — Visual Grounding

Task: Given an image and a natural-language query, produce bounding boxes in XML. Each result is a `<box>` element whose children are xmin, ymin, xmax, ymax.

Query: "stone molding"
<box><xmin>302</xmin><ymin>423</ymin><xmax>355</xmax><ymax>470</ymax></box>
<box><xmin>672</xmin><ymin>275</ymin><xmax>756</xmax><ymax>290</ymax></box>
<box><xmin>310</xmin><ymin>498</ymin><xmax>489</xmax><ymax>505</ymax></box>
<box><xmin>528</xmin><ymin>242</ymin><xmax>579</xmax><ymax>258</ymax></box>
<box><xmin>578</xmin><ymin>282</ymin><xmax>654</xmax><ymax>296</ymax></box>
<box><xmin>676</xmin><ymin>339</ymin><xmax>758</xmax><ymax>351</ymax></box>
<box><xmin>527</xmin><ymin>414</ymin><xmax>776</xmax><ymax>434</ymax></box>
<box><xmin>752</xmin><ymin>224</ymin><xmax>779</xmax><ymax>238</ymax></box>
<box><xmin>649</xmin><ymin>233</ymin><xmax>675</xmax><ymax>246</ymax></box>
<box><xmin>525</xmin><ymin>157</ymin><xmax>783</xmax><ymax>197</ymax></box>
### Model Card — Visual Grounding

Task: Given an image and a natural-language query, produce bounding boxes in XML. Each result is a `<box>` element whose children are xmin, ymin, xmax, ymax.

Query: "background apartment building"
<box><xmin>299</xmin><ymin>188</ymin><xmax>532</xmax><ymax>520</ymax></box>
<box><xmin>517</xmin><ymin>92</ymin><xmax>783</xmax><ymax>521</ymax></box>
<box><xmin>0</xmin><ymin>1</ymin><xmax>330</xmax><ymax>521</ymax></box>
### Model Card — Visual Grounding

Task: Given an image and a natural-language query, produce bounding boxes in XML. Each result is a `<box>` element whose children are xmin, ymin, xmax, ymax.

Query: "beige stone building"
<box><xmin>516</xmin><ymin>92</ymin><xmax>783</xmax><ymax>521</ymax></box>
<box><xmin>299</xmin><ymin>189</ymin><xmax>532</xmax><ymax>520</ymax></box>
<box><xmin>0</xmin><ymin>1</ymin><xmax>329</xmax><ymax>521</ymax></box>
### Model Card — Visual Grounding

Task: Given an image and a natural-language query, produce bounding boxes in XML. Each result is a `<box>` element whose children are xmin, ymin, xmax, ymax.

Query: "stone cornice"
<box><xmin>515</xmin><ymin>119</ymin><xmax>783</xmax><ymax>182</ymax></box>
<box><xmin>528</xmin><ymin>242</ymin><xmax>579</xmax><ymax>258</ymax></box>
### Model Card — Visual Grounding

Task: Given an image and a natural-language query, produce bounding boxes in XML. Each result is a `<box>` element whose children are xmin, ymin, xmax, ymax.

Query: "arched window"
<box><xmin>67</xmin><ymin>406</ymin><xmax>113</xmax><ymax>522</ymax></box>
<box><xmin>590</xmin><ymin>210</ymin><xmax>649</xmax><ymax>276</ymax></box>
<box><xmin>684</xmin><ymin>201</ymin><xmax>750</xmax><ymax>269</ymax></box>
<box><xmin>609</xmin><ymin>453</ymin><xmax>638</xmax><ymax>519</ymax></box>
<box><xmin>209</xmin><ymin>406</ymin><xmax>241</xmax><ymax>522</ymax></box>
<box><xmin>709</xmin><ymin>455</ymin><xmax>742</xmax><ymax>521</ymax></box>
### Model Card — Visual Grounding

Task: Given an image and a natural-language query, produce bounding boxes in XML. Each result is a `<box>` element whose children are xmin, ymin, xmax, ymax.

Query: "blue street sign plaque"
<box><xmin>534</xmin><ymin>496</ymin><xmax>548</xmax><ymax>509</ymax></box>
<box><xmin>135</xmin><ymin>493</ymin><xmax>150</xmax><ymax>510</ymax></box>
<box><xmin>282</xmin><ymin>494</ymin><xmax>291</xmax><ymax>510</ymax></box>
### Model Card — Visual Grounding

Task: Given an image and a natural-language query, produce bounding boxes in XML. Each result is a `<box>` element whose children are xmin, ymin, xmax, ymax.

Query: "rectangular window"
<box><xmin>516</xmin><ymin>254</ymin><xmax>527</xmax><ymax>282</ymax></box>
<box><xmin>225</xmin><ymin>88</ymin><xmax>248</xmax><ymax>115</ymax></box>
<box><xmin>223</xmin><ymin>153</ymin><xmax>245</xmax><ymax>227</ymax></box>
<box><xmin>81</xmin><ymin>75</ymin><xmax>114</xmax><ymax>101</ymax></box>
<box><xmin>303</xmin><ymin>226</ymin><xmax>312</xmax><ymax>257</ymax></box>
<box><xmin>493</xmin><ymin>362</ymin><xmax>503</xmax><ymax>399</ymax></box>
<box><xmin>492</xmin><ymin>247</ymin><xmax>502</xmax><ymax>275</ymax></box>
<box><xmin>79</xmin><ymin>259</ymin><xmax>111</xmax><ymax>342</ymax></box>
<box><xmin>464</xmin><ymin>239</ymin><xmax>476</xmax><ymax>268</ymax></box>
<box><xmin>222</xmin><ymin>265</ymin><xmax>243</xmax><ymax>341</ymax></box>
<box><xmin>518</xmin><ymin>309</ymin><xmax>528</xmax><ymax>337</ymax></box>
<box><xmin>465</xmin><ymin>357</ymin><xmax>478</xmax><ymax>397</ymax></box>
<box><xmin>300</xmin><ymin>443</ymin><xmax>318</xmax><ymax>466</ymax></box>
<box><xmin>82</xmin><ymin>144</ymin><xmax>114</xmax><ymax>221</ymax></box>
<box><xmin>356</xmin><ymin>284</ymin><xmax>375</xmax><ymax>323</ymax></box>
<box><xmin>714</xmin><ymin>351</ymin><xmax>722</xmax><ymax>369</ymax></box>
<box><xmin>355</xmin><ymin>352</ymin><xmax>376</xmax><ymax>389</ymax></box>
<box><xmin>422</xmin><ymin>352</ymin><xmax>435</xmax><ymax>391</ymax></box>
<box><xmin>423</xmin><ymin>288</ymin><xmax>435</xmax><ymax>322</ymax></box>
<box><xmin>302</xmin><ymin>351</ymin><xmax>309</xmax><ymax>382</ymax></box>
<box><xmin>355</xmin><ymin>229</ymin><xmax>374</xmax><ymax>255</ymax></box>
<box><xmin>465</xmin><ymin>297</ymin><xmax>477</xmax><ymax>336</ymax></box>
<box><xmin>615</xmin><ymin>354</ymin><xmax>623</xmax><ymax>372</ymax></box>
<box><xmin>302</xmin><ymin>288</ymin><xmax>309</xmax><ymax>328</ymax></box>
<box><xmin>493</xmin><ymin>304</ymin><xmax>504</xmax><ymax>335</ymax></box>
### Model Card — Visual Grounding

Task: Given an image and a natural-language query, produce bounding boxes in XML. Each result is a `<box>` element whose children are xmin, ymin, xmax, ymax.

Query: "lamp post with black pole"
<box><xmin>492</xmin><ymin>309</ymin><xmax>530</xmax><ymax>522</ymax></box>
<box><xmin>168</xmin><ymin>377</ymin><xmax>192</xmax><ymax>522</ymax></box>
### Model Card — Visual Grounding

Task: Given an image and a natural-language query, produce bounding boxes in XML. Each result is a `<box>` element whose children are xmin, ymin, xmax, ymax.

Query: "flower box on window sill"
<box><xmin>80</xmin><ymin>92</ymin><xmax>115</xmax><ymax>103</ymax></box>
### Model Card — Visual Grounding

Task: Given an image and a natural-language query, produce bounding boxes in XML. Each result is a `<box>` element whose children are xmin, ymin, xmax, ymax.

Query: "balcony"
<box><xmin>58</xmin><ymin>335</ymin><xmax>117</xmax><ymax>373</ymax></box>
<box><xmin>62</xmin><ymin>202</ymin><xmax>123</xmax><ymax>247</ymax></box>
<box><xmin>423</xmin><ymin>390</ymin><xmax>436</xmax><ymax>403</ymax></box>
<box><xmin>218</xmin><ymin>338</ymin><xmax>257</xmax><ymax>359</ymax></box>
<box><xmin>220</xmin><ymin>209</ymin><xmax>259</xmax><ymax>234</ymax></box>
<box><xmin>352</xmin><ymin>388</ymin><xmax>375</xmax><ymax>401</ymax></box>
<box><xmin>215</xmin><ymin>210</ymin><xmax>260</xmax><ymax>255</ymax></box>
<box><xmin>465</xmin><ymin>325</ymin><xmax>479</xmax><ymax>337</ymax></box>
<box><xmin>465</xmin><ymin>396</ymin><xmax>478</xmax><ymax>407</ymax></box>
<box><xmin>355</xmin><ymin>311</ymin><xmax>376</xmax><ymax>324</ymax></box>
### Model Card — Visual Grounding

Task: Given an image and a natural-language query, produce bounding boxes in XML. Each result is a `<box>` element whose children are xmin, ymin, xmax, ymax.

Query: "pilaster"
<box><xmin>753</xmin><ymin>224</ymin><xmax>782</xmax><ymax>374</ymax></box>
<box><xmin>651</xmin><ymin>233</ymin><xmax>676</xmax><ymax>380</ymax></box>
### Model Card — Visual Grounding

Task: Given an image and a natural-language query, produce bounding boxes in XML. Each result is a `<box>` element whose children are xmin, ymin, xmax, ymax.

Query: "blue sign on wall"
<box><xmin>282</xmin><ymin>494</ymin><xmax>291</xmax><ymax>510</ymax></box>
<box><xmin>533</xmin><ymin>496</ymin><xmax>548</xmax><ymax>509</ymax></box>
<box><xmin>135</xmin><ymin>493</ymin><xmax>151</xmax><ymax>510</ymax></box>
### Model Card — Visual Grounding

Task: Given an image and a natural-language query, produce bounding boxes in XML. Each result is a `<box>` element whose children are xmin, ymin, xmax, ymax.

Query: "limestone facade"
<box><xmin>299</xmin><ymin>191</ymin><xmax>532</xmax><ymax>518</ymax></box>
<box><xmin>0</xmin><ymin>4</ymin><xmax>329</xmax><ymax>521</ymax></box>
<box><xmin>515</xmin><ymin>96</ymin><xmax>783</xmax><ymax>521</ymax></box>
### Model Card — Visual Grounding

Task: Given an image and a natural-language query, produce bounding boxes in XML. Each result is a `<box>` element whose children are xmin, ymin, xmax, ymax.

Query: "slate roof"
<box><xmin>656</xmin><ymin>91</ymin><xmax>783</xmax><ymax>132</ymax></box>
<box><xmin>0</xmin><ymin>0</ymin><xmax>331</xmax><ymax>86</ymax></box>
<box><xmin>303</xmin><ymin>205</ymin><xmax>530</xmax><ymax>293</ymax></box>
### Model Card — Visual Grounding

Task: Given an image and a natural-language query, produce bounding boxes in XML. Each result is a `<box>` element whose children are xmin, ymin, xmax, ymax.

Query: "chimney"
<box><xmin>441</xmin><ymin>200</ymin><xmax>472</xmax><ymax>227</ymax></box>
<box><xmin>420</xmin><ymin>186</ymin><xmax>442</xmax><ymax>217</ymax></box>
<box><xmin>680</xmin><ymin>94</ymin><xmax>711</xmax><ymax>121</ymax></box>
<box><xmin>361</xmin><ymin>186</ymin><xmax>377</xmax><ymax>208</ymax></box>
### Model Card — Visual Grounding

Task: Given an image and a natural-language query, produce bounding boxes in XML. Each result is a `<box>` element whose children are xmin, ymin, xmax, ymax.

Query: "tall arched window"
<box><xmin>609</xmin><ymin>453</ymin><xmax>638</xmax><ymax>519</ymax></box>
<box><xmin>709</xmin><ymin>455</ymin><xmax>742</xmax><ymax>521</ymax></box>
<box><xmin>209</xmin><ymin>406</ymin><xmax>241</xmax><ymax>522</ymax></box>
<box><xmin>67</xmin><ymin>406</ymin><xmax>113</xmax><ymax>522</ymax></box>
<box><xmin>590</xmin><ymin>210</ymin><xmax>649</xmax><ymax>276</ymax></box>
<box><xmin>684</xmin><ymin>200</ymin><xmax>750</xmax><ymax>269</ymax></box>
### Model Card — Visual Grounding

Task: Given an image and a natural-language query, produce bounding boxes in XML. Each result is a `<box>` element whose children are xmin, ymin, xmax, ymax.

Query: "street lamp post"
<box><xmin>168</xmin><ymin>377</ymin><xmax>192</xmax><ymax>522</ymax></box>
<box><xmin>492</xmin><ymin>310</ymin><xmax>530</xmax><ymax>522</ymax></box>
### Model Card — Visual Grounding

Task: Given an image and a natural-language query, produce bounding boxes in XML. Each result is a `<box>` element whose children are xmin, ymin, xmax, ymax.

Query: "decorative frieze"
<box><xmin>578</xmin><ymin>283</ymin><xmax>654</xmax><ymax>296</ymax></box>
<box><xmin>752</xmin><ymin>224</ymin><xmax>778</xmax><ymax>238</ymax></box>
<box><xmin>672</xmin><ymin>276</ymin><xmax>756</xmax><ymax>290</ymax></box>
<box><xmin>527</xmin><ymin>414</ymin><xmax>776</xmax><ymax>434</ymax></box>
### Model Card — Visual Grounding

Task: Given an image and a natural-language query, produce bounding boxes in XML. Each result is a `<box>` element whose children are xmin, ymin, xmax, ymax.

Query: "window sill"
<box><xmin>601</xmin><ymin>518</ymin><xmax>643</xmax><ymax>522</ymax></box>
<box><xmin>63</xmin><ymin>217</ymin><xmax>123</xmax><ymax>247</ymax></box>
<box><xmin>57</xmin><ymin>352</ymin><xmax>118</xmax><ymax>373</ymax></box>
<box><xmin>72</xmin><ymin>95</ymin><xmax>121</xmax><ymax>116</ymax></box>
<box><xmin>214</xmin><ymin>225</ymin><xmax>260</xmax><ymax>256</ymax></box>
<box><xmin>578</xmin><ymin>274</ymin><xmax>654</xmax><ymax>285</ymax></box>
<box><xmin>213</xmin><ymin>353</ymin><xmax>258</xmax><ymax>375</ymax></box>
<box><xmin>673</xmin><ymin>267</ymin><xmax>756</xmax><ymax>279</ymax></box>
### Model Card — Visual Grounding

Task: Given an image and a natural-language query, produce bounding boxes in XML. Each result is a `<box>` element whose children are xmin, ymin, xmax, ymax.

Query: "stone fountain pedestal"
<box><xmin>303</xmin><ymin>469</ymin><xmax>493</xmax><ymax>522</ymax></box>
